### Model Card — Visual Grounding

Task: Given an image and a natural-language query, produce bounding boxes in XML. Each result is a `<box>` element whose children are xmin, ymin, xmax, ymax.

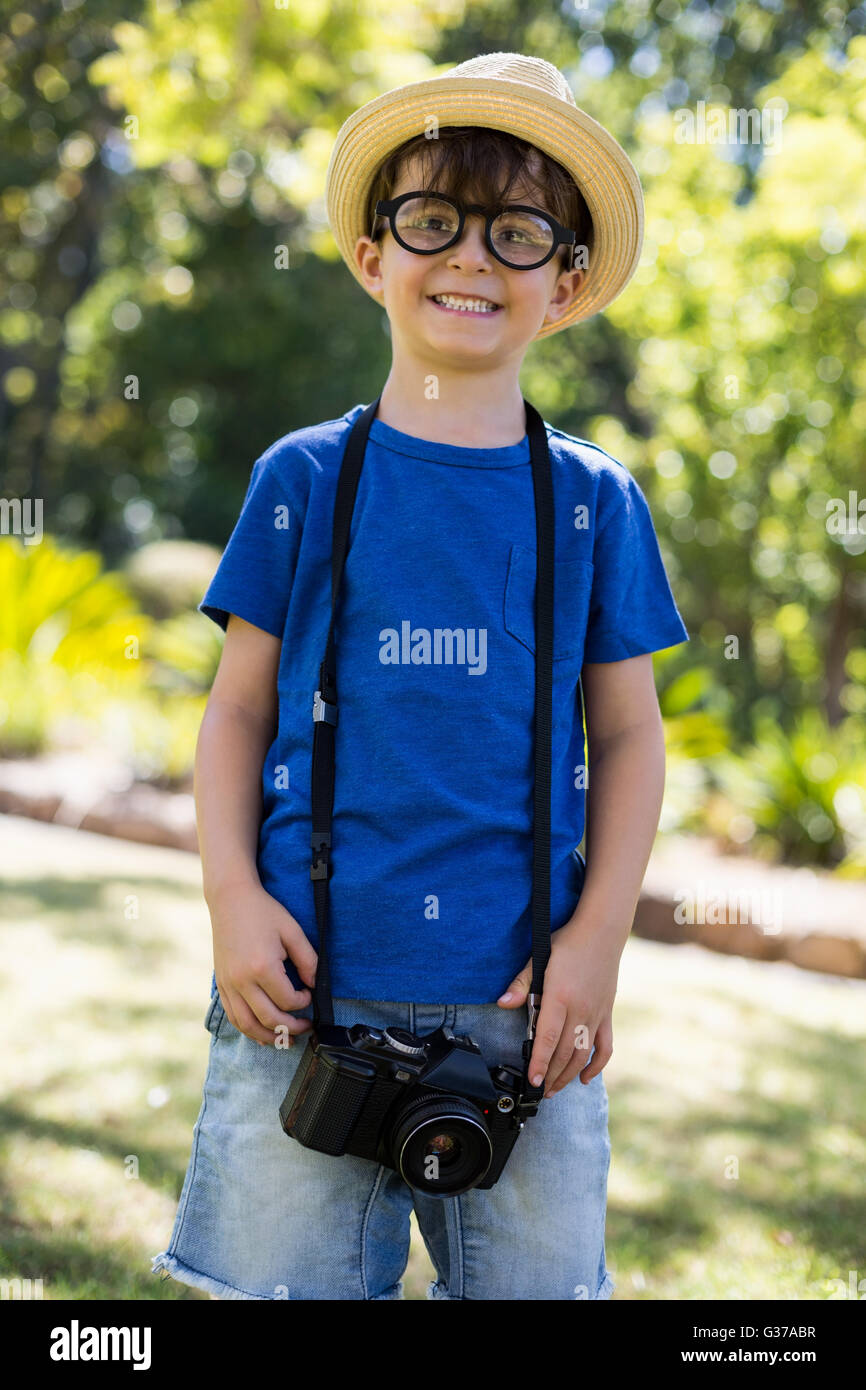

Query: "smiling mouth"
<box><xmin>429</xmin><ymin>293</ymin><xmax>503</xmax><ymax>315</ymax></box>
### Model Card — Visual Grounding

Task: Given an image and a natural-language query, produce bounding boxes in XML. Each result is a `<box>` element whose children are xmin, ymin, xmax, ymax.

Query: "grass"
<box><xmin>1</xmin><ymin>813</ymin><xmax>864</xmax><ymax>1300</ymax></box>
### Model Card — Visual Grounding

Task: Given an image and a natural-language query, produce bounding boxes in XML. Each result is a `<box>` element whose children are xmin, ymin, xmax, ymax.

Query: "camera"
<box><xmin>279</xmin><ymin>1020</ymin><xmax>541</xmax><ymax>1196</ymax></box>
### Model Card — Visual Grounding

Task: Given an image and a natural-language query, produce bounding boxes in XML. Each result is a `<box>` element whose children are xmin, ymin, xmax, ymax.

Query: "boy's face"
<box><xmin>353</xmin><ymin>151</ymin><xmax>586</xmax><ymax>364</ymax></box>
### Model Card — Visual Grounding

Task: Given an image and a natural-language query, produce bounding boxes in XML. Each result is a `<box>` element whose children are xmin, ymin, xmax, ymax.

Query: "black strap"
<box><xmin>308</xmin><ymin>397</ymin><xmax>377</xmax><ymax>1025</ymax></box>
<box><xmin>306</xmin><ymin>395</ymin><xmax>556</xmax><ymax>1084</ymax></box>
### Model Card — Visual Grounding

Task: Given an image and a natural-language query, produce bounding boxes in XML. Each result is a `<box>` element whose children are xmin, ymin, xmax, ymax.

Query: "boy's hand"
<box><xmin>209</xmin><ymin>879</ymin><xmax>318</xmax><ymax>1047</ymax></box>
<box><xmin>496</xmin><ymin>920</ymin><xmax>618</xmax><ymax>1097</ymax></box>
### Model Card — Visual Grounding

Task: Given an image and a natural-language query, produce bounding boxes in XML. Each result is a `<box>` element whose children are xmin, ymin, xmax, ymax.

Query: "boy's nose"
<box><xmin>445</xmin><ymin>214</ymin><xmax>494</xmax><ymax>267</ymax></box>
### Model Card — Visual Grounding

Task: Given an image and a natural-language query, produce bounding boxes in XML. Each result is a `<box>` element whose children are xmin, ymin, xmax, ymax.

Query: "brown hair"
<box><xmin>367</xmin><ymin>126</ymin><xmax>593</xmax><ymax>272</ymax></box>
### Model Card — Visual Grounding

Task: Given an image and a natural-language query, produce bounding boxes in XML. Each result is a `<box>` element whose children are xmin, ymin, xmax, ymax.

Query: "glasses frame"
<box><xmin>372</xmin><ymin>190</ymin><xmax>578</xmax><ymax>271</ymax></box>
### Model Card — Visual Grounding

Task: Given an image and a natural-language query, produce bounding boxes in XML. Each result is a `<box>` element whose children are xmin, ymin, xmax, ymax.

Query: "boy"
<box><xmin>152</xmin><ymin>52</ymin><xmax>689</xmax><ymax>1300</ymax></box>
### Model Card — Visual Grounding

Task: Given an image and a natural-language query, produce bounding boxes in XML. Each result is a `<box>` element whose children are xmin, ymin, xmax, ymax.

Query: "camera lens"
<box><xmin>426</xmin><ymin>1132</ymin><xmax>459</xmax><ymax>1164</ymax></box>
<box><xmin>390</xmin><ymin>1095</ymin><xmax>492</xmax><ymax>1196</ymax></box>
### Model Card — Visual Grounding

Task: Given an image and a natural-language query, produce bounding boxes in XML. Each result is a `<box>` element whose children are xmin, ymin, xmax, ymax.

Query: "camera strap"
<box><xmin>308</xmin><ymin>395</ymin><xmax>559</xmax><ymax>1084</ymax></box>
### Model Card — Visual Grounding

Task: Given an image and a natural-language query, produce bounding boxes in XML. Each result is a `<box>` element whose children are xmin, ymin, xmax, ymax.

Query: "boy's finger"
<box><xmin>544</xmin><ymin>1030</ymin><xmax>586</xmax><ymax>1095</ymax></box>
<box><xmin>227</xmin><ymin>993</ymin><xmax>277</xmax><ymax>1045</ymax></box>
<box><xmin>282</xmin><ymin>939</ymin><xmax>318</xmax><ymax>990</ymax></box>
<box><xmin>527</xmin><ymin>997</ymin><xmax>567</xmax><ymax>1089</ymax></box>
<box><xmin>497</xmin><ymin>959</ymin><xmax>531</xmax><ymax>1006</ymax></box>
<box><xmin>268</xmin><ymin>965</ymin><xmax>313</xmax><ymax>1013</ymax></box>
<box><xmin>546</xmin><ymin>1042</ymin><xmax>592</xmax><ymax>1095</ymax></box>
<box><xmin>546</xmin><ymin>1013</ymin><xmax>593</xmax><ymax>1091</ymax></box>
<box><xmin>572</xmin><ymin>1018</ymin><xmax>612</xmax><ymax>1084</ymax></box>
<box><xmin>246</xmin><ymin>983</ymin><xmax>314</xmax><ymax>1040</ymax></box>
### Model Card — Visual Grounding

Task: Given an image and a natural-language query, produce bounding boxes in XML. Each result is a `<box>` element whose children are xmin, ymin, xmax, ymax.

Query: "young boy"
<box><xmin>152</xmin><ymin>52</ymin><xmax>689</xmax><ymax>1301</ymax></box>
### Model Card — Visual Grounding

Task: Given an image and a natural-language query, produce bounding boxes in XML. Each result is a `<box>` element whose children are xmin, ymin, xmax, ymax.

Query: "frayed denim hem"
<box><xmin>427</xmin><ymin>1279</ymin><xmax>456</xmax><ymax>1299</ymax></box>
<box><xmin>151</xmin><ymin>1252</ymin><xmax>406</xmax><ymax>1301</ymax></box>
<box><xmin>427</xmin><ymin>1271</ymin><xmax>616</xmax><ymax>1300</ymax></box>
<box><xmin>151</xmin><ymin>1251</ymin><xmax>269</xmax><ymax>1300</ymax></box>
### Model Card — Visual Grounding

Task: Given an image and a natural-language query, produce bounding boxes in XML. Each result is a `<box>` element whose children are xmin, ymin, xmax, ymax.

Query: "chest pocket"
<box><xmin>504</xmin><ymin>543</ymin><xmax>594</xmax><ymax>662</ymax></box>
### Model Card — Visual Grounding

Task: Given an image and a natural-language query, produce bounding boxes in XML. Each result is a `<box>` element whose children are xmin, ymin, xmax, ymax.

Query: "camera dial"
<box><xmin>382</xmin><ymin>1026</ymin><xmax>426</xmax><ymax>1059</ymax></box>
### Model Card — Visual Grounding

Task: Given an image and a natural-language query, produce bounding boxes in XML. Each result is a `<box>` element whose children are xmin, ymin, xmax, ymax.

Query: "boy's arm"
<box><xmin>195</xmin><ymin>612</ymin><xmax>280</xmax><ymax>903</ymax></box>
<box><xmin>195</xmin><ymin>613</ymin><xmax>317</xmax><ymax>1043</ymax></box>
<box><xmin>569</xmin><ymin>652</ymin><xmax>667</xmax><ymax>952</ymax></box>
<box><xmin>497</xmin><ymin>651</ymin><xmax>667</xmax><ymax>1094</ymax></box>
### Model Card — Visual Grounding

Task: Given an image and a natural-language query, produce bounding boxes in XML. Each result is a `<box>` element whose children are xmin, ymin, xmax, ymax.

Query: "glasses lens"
<box><xmin>394</xmin><ymin>196</ymin><xmax>460</xmax><ymax>250</ymax></box>
<box><xmin>491</xmin><ymin>209</ymin><xmax>554</xmax><ymax>266</ymax></box>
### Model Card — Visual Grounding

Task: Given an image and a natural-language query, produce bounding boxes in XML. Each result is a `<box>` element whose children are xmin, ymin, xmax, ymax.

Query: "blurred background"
<box><xmin>1</xmin><ymin>0</ymin><xmax>864</xmax><ymax>1301</ymax></box>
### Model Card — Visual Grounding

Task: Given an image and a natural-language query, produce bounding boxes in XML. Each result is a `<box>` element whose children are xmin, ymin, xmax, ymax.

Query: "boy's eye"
<box><xmin>394</xmin><ymin>196</ymin><xmax>459</xmax><ymax>244</ymax></box>
<box><xmin>411</xmin><ymin>215</ymin><xmax>451</xmax><ymax>232</ymax></box>
<box><xmin>493</xmin><ymin>212</ymin><xmax>551</xmax><ymax>247</ymax></box>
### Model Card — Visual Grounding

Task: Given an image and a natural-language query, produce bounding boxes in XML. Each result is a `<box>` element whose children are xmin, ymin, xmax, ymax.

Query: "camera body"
<box><xmin>279</xmin><ymin>1020</ymin><xmax>540</xmax><ymax>1196</ymax></box>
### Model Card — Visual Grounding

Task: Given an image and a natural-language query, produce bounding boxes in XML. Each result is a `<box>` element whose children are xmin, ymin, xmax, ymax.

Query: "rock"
<box><xmin>786</xmin><ymin>934</ymin><xmax>866</xmax><ymax>979</ymax></box>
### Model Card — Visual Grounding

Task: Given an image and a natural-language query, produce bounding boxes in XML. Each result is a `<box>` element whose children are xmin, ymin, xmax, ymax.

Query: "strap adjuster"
<box><xmin>313</xmin><ymin>689</ymin><xmax>338</xmax><ymax>725</ymax></box>
<box><xmin>525</xmin><ymin>992</ymin><xmax>541</xmax><ymax>1043</ymax></box>
<box><xmin>310</xmin><ymin>831</ymin><xmax>331</xmax><ymax>880</ymax></box>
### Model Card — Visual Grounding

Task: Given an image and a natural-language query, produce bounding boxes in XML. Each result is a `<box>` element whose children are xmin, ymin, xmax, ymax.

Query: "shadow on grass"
<box><xmin>0</xmin><ymin>1212</ymin><xmax>205</xmax><ymax>1300</ymax></box>
<box><xmin>3</xmin><ymin>829</ymin><xmax>864</xmax><ymax>1299</ymax></box>
<box><xmin>0</xmin><ymin>1098</ymin><xmax>191</xmax><ymax>1193</ymax></box>
<box><xmin>0</xmin><ymin>1099</ymin><xmax>208</xmax><ymax>1298</ymax></box>
<box><xmin>0</xmin><ymin>873</ymin><xmax>203</xmax><ymax>962</ymax></box>
<box><xmin>607</xmin><ymin>1011</ymin><xmax>866</xmax><ymax>1285</ymax></box>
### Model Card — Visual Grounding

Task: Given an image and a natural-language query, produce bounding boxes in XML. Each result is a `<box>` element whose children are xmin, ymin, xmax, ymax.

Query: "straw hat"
<box><xmin>324</xmin><ymin>52</ymin><xmax>644</xmax><ymax>339</ymax></box>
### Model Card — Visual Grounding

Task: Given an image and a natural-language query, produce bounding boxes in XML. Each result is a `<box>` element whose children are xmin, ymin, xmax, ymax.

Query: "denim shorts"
<box><xmin>151</xmin><ymin>976</ymin><xmax>615</xmax><ymax>1301</ymax></box>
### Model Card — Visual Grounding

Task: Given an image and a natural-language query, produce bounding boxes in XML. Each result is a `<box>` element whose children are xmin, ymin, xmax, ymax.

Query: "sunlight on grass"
<box><xmin>610</xmin><ymin>938</ymin><xmax>866</xmax><ymax>1299</ymax></box>
<box><xmin>0</xmin><ymin>814</ymin><xmax>437</xmax><ymax>1299</ymax></box>
<box><xmin>1</xmin><ymin>814</ymin><xmax>864</xmax><ymax>1300</ymax></box>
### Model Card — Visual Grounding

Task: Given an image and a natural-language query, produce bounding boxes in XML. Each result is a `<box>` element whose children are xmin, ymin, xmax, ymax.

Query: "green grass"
<box><xmin>1</xmin><ymin>813</ymin><xmax>864</xmax><ymax>1300</ymax></box>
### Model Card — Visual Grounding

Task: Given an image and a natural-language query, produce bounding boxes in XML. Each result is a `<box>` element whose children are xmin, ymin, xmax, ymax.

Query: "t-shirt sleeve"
<box><xmin>583</xmin><ymin>469</ymin><xmax>689</xmax><ymax>662</ymax></box>
<box><xmin>198</xmin><ymin>453</ymin><xmax>300</xmax><ymax>638</ymax></box>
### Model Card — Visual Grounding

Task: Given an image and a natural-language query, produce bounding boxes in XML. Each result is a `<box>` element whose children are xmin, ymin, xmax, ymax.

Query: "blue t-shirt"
<box><xmin>198</xmin><ymin>404</ymin><xmax>689</xmax><ymax>1004</ymax></box>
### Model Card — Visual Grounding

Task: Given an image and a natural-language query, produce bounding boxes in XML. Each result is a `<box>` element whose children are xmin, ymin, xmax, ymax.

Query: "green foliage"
<box><xmin>0</xmin><ymin>535</ymin><xmax>211</xmax><ymax>779</ymax></box>
<box><xmin>146</xmin><ymin>610</ymin><xmax>224</xmax><ymax>691</ymax></box>
<box><xmin>123</xmin><ymin>539</ymin><xmax>221</xmax><ymax>619</ymax></box>
<box><xmin>602</xmin><ymin>37</ymin><xmax>866</xmax><ymax>740</ymax></box>
<box><xmin>706</xmin><ymin>709</ymin><xmax>866</xmax><ymax>871</ymax></box>
<box><xmin>0</xmin><ymin>535</ymin><xmax>144</xmax><ymax>758</ymax></box>
<box><xmin>654</xmin><ymin>650</ymin><xmax>731</xmax><ymax>837</ymax></box>
<box><xmin>0</xmin><ymin>650</ymin><xmax>87</xmax><ymax>757</ymax></box>
<box><xmin>658</xmin><ymin>662</ymin><xmax>732</xmax><ymax>759</ymax></box>
<box><xmin>0</xmin><ymin>536</ymin><xmax>151</xmax><ymax>671</ymax></box>
<box><xmin>97</xmin><ymin>684</ymin><xmax>208</xmax><ymax>785</ymax></box>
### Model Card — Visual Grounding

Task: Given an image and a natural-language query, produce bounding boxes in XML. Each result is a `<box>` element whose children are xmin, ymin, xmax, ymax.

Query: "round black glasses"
<box><xmin>372</xmin><ymin>191</ymin><xmax>578</xmax><ymax>271</ymax></box>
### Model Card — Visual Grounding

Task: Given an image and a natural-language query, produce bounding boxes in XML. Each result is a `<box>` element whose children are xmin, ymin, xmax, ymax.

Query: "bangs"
<box><xmin>368</xmin><ymin>126</ymin><xmax>593</xmax><ymax>262</ymax></box>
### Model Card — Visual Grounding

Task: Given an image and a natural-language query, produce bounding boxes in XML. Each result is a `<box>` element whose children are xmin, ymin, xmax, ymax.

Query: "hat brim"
<box><xmin>325</xmin><ymin>74</ymin><xmax>644</xmax><ymax>340</ymax></box>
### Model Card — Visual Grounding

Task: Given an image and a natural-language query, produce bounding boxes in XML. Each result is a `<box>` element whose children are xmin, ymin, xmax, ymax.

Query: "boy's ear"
<box><xmin>544</xmin><ymin>265</ymin><xmax>586</xmax><ymax>327</ymax></box>
<box><xmin>354</xmin><ymin>235</ymin><xmax>386</xmax><ymax>301</ymax></box>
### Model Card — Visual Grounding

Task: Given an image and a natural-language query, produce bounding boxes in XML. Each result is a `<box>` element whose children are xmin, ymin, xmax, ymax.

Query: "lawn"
<box><xmin>1</xmin><ymin>813</ymin><xmax>863</xmax><ymax>1300</ymax></box>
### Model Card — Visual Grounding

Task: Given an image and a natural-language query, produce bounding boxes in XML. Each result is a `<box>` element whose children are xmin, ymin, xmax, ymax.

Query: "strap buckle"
<box><xmin>525</xmin><ymin>992</ymin><xmax>542</xmax><ymax>1044</ymax></box>
<box><xmin>522</xmin><ymin>993</ymin><xmax>544</xmax><ymax>1089</ymax></box>
<box><xmin>313</xmin><ymin>689</ymin><xmax>338</xmax><ymax>725</ymax></box>
<box><xmin>310</xmin><ymin>831</ymin><xmax>331</xmax><ymax>880</ymax></box>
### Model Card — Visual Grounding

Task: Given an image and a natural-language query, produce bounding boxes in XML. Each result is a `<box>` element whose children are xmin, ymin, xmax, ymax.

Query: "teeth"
<box><xmin>433</xmin><ymin>294</ymin><xmax>499</xmax><ymax>313</ymax></box>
